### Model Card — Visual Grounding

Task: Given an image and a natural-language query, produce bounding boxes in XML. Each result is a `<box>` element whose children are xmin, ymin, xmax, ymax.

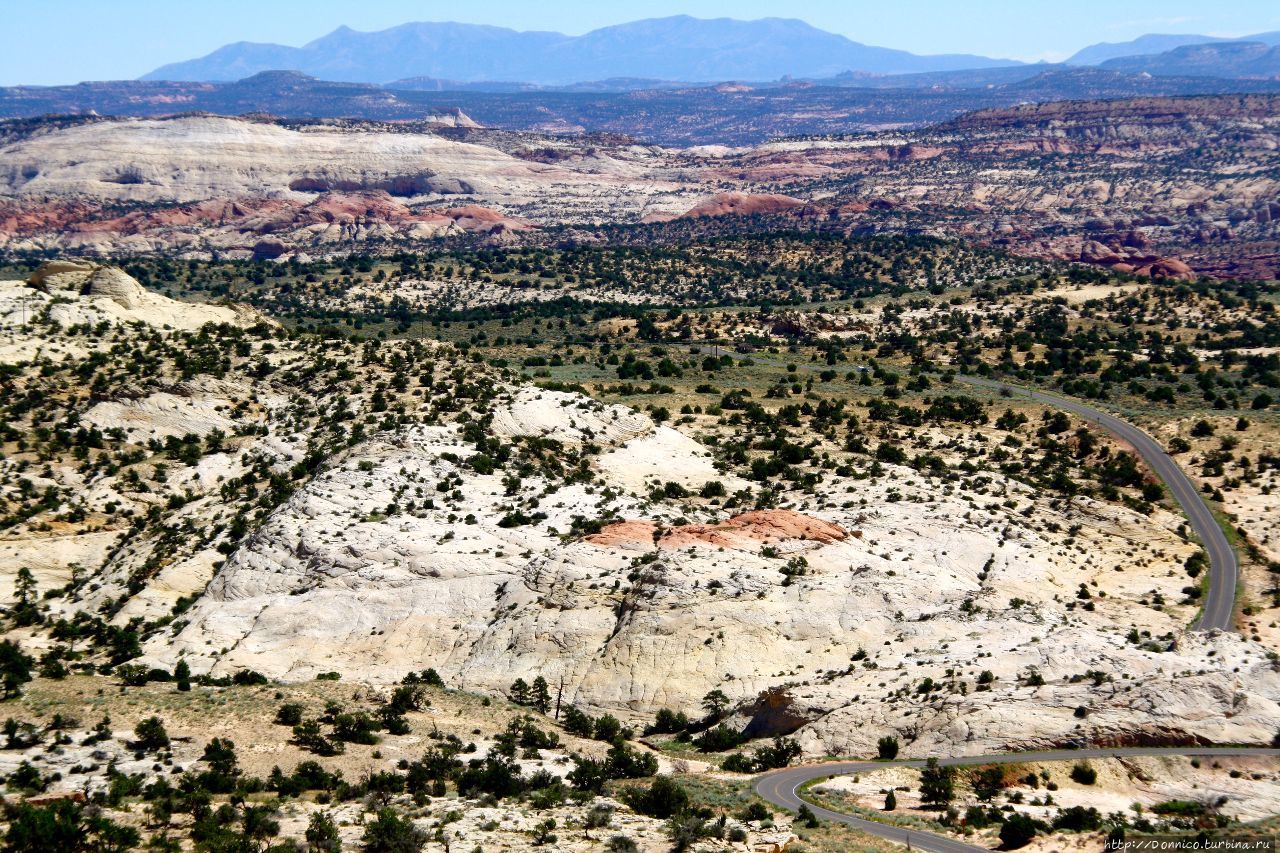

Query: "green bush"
<box><xmin>623</xmin><ymin>776</ymin><xmax>689</xmax><ymax>819</ymax></box>
<box><xmin>999</xmin><ymin>813</ymin><xmax>1038</xmax><ymax>849</ymax></box>
<box><xmin>692</xmin><ymin>723</ymin><xmax>744</xmax><ymax>753</ymax></box>
<box><xmin>274</xmin><ymin>703</ymin><xmax>304</xmax><ymax>726</ymax></box>
<box><xmin>361</xmin><ymin>807</ymin><xmax>426</xmax><ymax>852</ymax></box>
<box><xmin>1069</xmin><ymin>763</ymin><xmax>1097</xmax><ymax>785</ymax></box>
<box><xmin>132</xmin><ymin>716</ymin><xmax>169</xmax><ymax>752</ymax></box>
<box><xmin>1053</xmin><ymin>806</ymin><xmax>1102</xmax><ymax>831</ymax></box>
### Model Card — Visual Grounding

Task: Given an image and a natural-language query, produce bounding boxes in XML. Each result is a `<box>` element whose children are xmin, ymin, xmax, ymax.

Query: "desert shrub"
<box><xmin>667</xmin><ymin>815</ymin><xmax>711</xmax><ymax>852</ymax></box>
<box><xmin>920</xmin><ymin>758</ymin><xmax>955</xmax><ymax>807</ymax></box>
<box><xmin>231</xmin><ymin>669</ymin><xmax>268</xmax><ymax>686</ymax></box>
<box><xmin>623</xmin><ymin>776</ymin><xmax>689</xmax><ymax>819</ymax></box>
<box><xmin>401</xmin><ymin>668</ymin><xmax>444</xmax><ymax>687</ymax></box>
<box><xmin>585</xmin><ymin>804</ymin><xmax>613</xmax><ymax>829</ymax></box>
<box><xmin>3</xmin><ymin>799</ymin><xmax>140</xmax><ymax>851</ymax></box>
<box><xmin>607</xmin><ymin>836</ymin><xmax>639</xmax><ymax>853</ymax></box>
<box><xmin>1069</xmin><ymin>763</ymin><xmax>1097</xmax><ymax>785</ymax></box>
<box><xmin>6</xmin><ymin>761</ymin><xmax>46</xmax><ymax>793</ymax></box>
<box><xmin>361</xmin><ymin>807</ymin><xmax>426</xmax><ymax>852</ymax></box>
<box><xmin>387</xmin><ymin>685</ymin><xmax>426</xmax><ymax>714</ymax></box>
<box><xmin>196</xmin><ymin>737</ymin><xmax>242</xmax><ymax>793</ymax></box>
<box><xmin>605</xmin><ymin>741</ymin><xmax>658</xmax><ymax>778</ymax></box>
<box><xmin>692</xmin><ymin>724</ymin><xmax>744</xmax><ymax>753</ymax></box>
<box><xmin>646</xmin><ymin>708</ymin><xmax>689</xmax><ymax>735</ymax></box>
<box><xmin>561</xmin><ymin>706</ymin><xmax>595</xmax><ymax>738</ymax></box>
<box><xmin>972</xmin><ymin>766</ymin><xmax>1006</xmax><ymax>801</ymax></box>
<box><xmin>292</xmin><ymin>719</ymin><xmax>344</xmax><ymax>756</ymax></box>
<box><xmin>456</xmin><ymin>756</ymin><xmax>526</xmax><ymax>800</ymax></box>
<box><xmin>331</xmin><ymin>712</ymin><xmax>380</xmax><ymax>745</ymax></box>
<box><xmin>0</xmin><ymin>640</ymin><xmax>36</xmax><ymax>698</ymax></box>
<box><xmin>568</xmin><ymin>757</ymin><xmax>608</xmax><ymax>793</ymax></box>
<box><xmin>1152</xmin><ymin>800</ymin><xmax>1206</xmax><ymax>816</ymax></box>
<box><xmin>999</xmin><ymin>813</ymin><xmax>1039</xmax><ymax>849</ymax></box>
<box><xmin>1053</xmin><ymin>806</ymin><xmax>1102</xmax><ymax>831</ymax></box>
<box><xmin>274</xmin><ymin>703</ymin><xmax>304</xmax><ymax>726</ymax></box>
<box><xmin>593</xmin><ymin>713</ymin><xmax>624</xmax><ymax>743</ymax></box>
<box><xmin>133</xmin><ymin>716</ymin><xmax>169</xmax><ymax>752</ymax></box>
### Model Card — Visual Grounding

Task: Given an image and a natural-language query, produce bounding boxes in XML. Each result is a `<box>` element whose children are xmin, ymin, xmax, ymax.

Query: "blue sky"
<box><xmin>2</xmin><ymin>0</ymin><xmax>1279</xmax><ymax>85</ymax></box>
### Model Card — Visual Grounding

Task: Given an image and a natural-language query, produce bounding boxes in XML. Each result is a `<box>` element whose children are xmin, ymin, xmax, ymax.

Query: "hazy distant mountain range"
<box><xmin>1</xmin><ymin>14</ymin><xmax>1277</xmax><ymax>143</ymax></box>
<box><xmin>141</xmin><ymin>16</ymin><xmax>1024</xmax><ymax>84</ymax></box>
<box><xmin>139</xmin><ymin>17</ymin><xmax>1280</xmax><ymax>89</ymax></box>
<box><xmin>1065</xmin><ymin>31</ymin><xmax>1280</xmax><ymax>65</ymax></box>
<box><xmin>1099</xmin><ymin>42</ymin><xmax>1280</xmax><ymax>79</ymax></box>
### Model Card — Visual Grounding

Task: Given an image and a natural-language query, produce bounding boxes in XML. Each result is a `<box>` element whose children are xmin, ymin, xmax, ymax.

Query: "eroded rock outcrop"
<box><xmin>2</xmin><ymin>260</ymin><xmax>268</xmax><ymax>335</ymax></box>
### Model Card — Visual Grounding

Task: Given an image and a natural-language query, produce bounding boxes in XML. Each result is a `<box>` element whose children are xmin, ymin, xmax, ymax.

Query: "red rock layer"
<box><xmin>585</xmin><ymin>508</ymin><xmax>847</xmax><ymax>550</ymax></box>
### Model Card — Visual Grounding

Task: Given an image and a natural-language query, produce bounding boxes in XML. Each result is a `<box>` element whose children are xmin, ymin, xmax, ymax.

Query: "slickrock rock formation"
<box><xmin>142</xmin><ymin>384</ymin><xmax>1280</xmax><ymax>754</ymax></box>
<box><xmin>0</xmin><ymin>261</ymin><xmax>264</xmax><ymax>339</ymax></box>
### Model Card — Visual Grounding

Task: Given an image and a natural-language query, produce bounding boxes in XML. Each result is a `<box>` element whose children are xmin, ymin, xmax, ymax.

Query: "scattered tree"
<box><xmin>919</xmin><ymin>758</ymin><xmax>956</xmax><ymax>808</ymax></box>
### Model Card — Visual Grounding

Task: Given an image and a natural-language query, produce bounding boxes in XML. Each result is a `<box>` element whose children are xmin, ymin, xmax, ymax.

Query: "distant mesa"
<box><xmin>131</xmin><ymin>17</ymin><xmax>1280</xmax><ymax>95</ymax></box>
<box><xmin>1099</xmin><ymin>41</ymin><xmax>1280</xmax><ymax>79</ymax></box>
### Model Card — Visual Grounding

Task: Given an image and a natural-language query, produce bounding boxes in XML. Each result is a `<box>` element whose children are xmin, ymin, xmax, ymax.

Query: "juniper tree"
<box><xmin>531</xmin><ymin>676</ymin><xmax>552</xmax><ymax>714</ymax></box>
<box><xmin>0</xmin><ymin>640</ymin><xmax>33</xmax><ymax>699</ymax></box>
<box><xmin>919</xmin><ymin>757</ymin><xmax>955</xmax><ymax>808</ymax></box>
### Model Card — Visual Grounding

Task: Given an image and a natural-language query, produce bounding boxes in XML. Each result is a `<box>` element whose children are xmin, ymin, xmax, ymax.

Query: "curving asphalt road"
<box><xmin>751</xmin><ymin>378</ymin><xmax>1246</xmax><ymax>848</ymax></box>
<box><xmin>754</xmin><ymin>747</ymin><xmax>1280</xmax><ymax>852</ymax></box>
<box><xmin>952</xmin><ymin>374</ymin><xmax>1237</xmax><ymax>633</ymax></box>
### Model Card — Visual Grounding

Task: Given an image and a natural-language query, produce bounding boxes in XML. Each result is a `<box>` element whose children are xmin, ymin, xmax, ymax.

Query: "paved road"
<box><xmin>952</xmin><ymin>374</ymin><xmax>1237</xmax><ymax>632</ymax></box>
<box><xmin>754</xmin><ymin>747</ymin><xmax>1280</xmax><ymax>852</ymax></box>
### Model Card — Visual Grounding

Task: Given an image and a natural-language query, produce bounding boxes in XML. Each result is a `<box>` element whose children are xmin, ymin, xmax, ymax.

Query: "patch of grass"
<box><xmin>788</xmin><ymin>823</ymin><xmax>907</xmax><ymax>853</ymax></box>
